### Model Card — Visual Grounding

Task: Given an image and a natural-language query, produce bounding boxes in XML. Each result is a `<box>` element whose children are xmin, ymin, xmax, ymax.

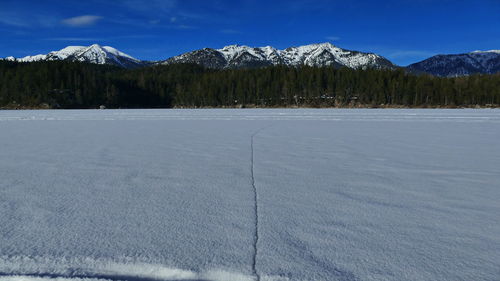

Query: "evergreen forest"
<box><xmin>1</xmin><ymin>61</ymin><xmax>498</xmax><ymax>109</ymax></box>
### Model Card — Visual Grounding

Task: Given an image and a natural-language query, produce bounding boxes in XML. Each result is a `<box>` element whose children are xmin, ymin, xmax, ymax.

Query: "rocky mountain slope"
<box><xmin>4</xmin><ymin>43</ymin><xmax>500</xmax><ymax>76</ymax></box>
<box><xmin>407</xmin><ymin>50</ymin><xmax>500</xmax><ymax>77</ymax></box>
<box><xmin>161</xmin><ymin>43</ymin><xmax>396</xmax><ymax>69</ymax></box>
<box><xmin>4</xmin><ymin>44</ymin><xmax>143</xmax><ymax>68</ymax></box>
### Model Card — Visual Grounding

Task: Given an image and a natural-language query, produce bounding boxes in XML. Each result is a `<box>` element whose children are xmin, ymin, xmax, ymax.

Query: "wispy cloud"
<box><xmin>86</xmin><ymin>0</ymin><xmax>207</xmax><ymax>29</ymax></box>
<box><xmin>0</xmin><ymin>17</ymin><xmax>29</xmax><ymax>27</ymax></box>
<box><xmin>117</xmin><ymin>0</ymin><xmax>178</xmax><ymax>15</ymax></box>
<box><xmin>286</xmin><ymin>0</ymin><xmax>335</xmax><ymax>12</ymax></box>
<box><xmin>325</xmin><ymin>36</ymin><xmax>340</xmax><ymax>41</ymax></box>
<box><xmin>62</xmin><ymin>15</ymin><xmax>102</xmax><ymax>27</ymax></box>
<box><xmin>44</xmin><ymin>34</ymin><xmax>159</xmax><ymax>42</ymax></box>
<box><xmin>176</xmin><ymin>25</ymin><xmax>196</xmax><ymax>30</ymax></box>
<box><xmin>220</xmin><ymin>29</ymin><xmax>241</xmax><ymax>34</ymax></box>
<box><xmin>45</xmin><ymin>37</ymin><xmax>100</xmax><ymax>41</ymax></box>
<box><xmin>0</xmin><ymin>10</ymin><xmax>58</xmax><ymax>28</ymax></box>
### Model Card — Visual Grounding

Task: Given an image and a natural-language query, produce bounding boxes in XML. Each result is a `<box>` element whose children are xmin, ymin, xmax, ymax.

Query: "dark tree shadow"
<box><xmin>0</xmin><ymin>272</ymin><xmax>210</xmax><ymax>281</ymax></box>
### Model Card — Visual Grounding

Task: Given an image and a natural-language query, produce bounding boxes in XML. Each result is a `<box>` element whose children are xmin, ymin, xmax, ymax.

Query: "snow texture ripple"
<box><xmin>0</xmin><ymin>109</ymin><xmax>499</xmax><ymax>281</ymax></box>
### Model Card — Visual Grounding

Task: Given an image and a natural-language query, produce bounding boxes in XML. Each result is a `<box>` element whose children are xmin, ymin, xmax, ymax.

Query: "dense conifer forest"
<box><xmin>0</xmin><ymin>60</ymin><xmax>498</xmax><ymax>109</ymax></box>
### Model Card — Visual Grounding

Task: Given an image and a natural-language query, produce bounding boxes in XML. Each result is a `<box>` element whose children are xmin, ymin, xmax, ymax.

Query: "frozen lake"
<box><xmin>0</xmin><ymin>109</ymin><xmax>499</xmax><ymax>281</ymax></box>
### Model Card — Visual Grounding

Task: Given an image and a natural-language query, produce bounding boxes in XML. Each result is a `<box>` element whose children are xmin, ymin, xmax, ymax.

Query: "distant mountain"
<box><xmin>407</xmin><ymin>50</ymin><xmax>500</xmax><ymax>77</ymax></box>
<box><xmin>4</xmin><ymin>44</ymin><xmax>144</xmax><ymax>68</ymax></box>
<box><xmin>160</xmin><ymin>43</ymin><xmax>396</xmax><ymax>70</ymax></box>
<box><xmin>4</xmin><ymin>44</ymin><xmax>500</xmax><ymax>77</ymax></box>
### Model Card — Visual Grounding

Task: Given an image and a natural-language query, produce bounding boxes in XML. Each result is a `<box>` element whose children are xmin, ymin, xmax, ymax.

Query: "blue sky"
<box><xmin>1</xmin><ymin>0</ymin><xmax>499</xmax><ymax>66</ymax></box>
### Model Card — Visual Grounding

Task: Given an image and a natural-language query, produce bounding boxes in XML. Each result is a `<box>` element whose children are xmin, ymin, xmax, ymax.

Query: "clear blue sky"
<box><xmin>1</xmin><ymin>0</ymin><xmax>499</xmax><ymax>66</ymax></box>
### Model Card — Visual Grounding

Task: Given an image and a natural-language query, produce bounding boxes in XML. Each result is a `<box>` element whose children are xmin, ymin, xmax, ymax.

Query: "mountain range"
<box><xmin>407</xmin><ymin>50</ymin><xmax>500</xmax><ymax>77</ymax></box>
<box><xmin>3</xmin><ymin>43</ymin><xmax>500</xmax><ymax>77</ymax></box>
<box><xmin>160</xmin><ymin>43</ymin><xmax>396</xmax><ymax>69</ymax></box>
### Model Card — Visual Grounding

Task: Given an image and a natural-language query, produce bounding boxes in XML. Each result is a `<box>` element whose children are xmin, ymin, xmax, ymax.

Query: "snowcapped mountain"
<box><xmin>407</xmin><ymin>50</ymin><xmax>500</xmax><ymax>77</ymax></box>
<box><xmin>4</xmin><ymin>44</ymin><xmax>144</xmax><ymax>68</ymax></box>
<box><xmin>5</xmin><ymin>43</ymin><xmax>498</xmax><ymax>76</ymax></box>
<box><xmin>161</xmin><ymin>43</ymin><xmax>396</xmax><ymax>69</ymax></box>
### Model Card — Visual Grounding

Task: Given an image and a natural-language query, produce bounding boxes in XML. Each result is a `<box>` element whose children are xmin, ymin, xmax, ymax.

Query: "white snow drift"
<box><xmin>0</xmin><ymin>109</ymin><xmax>499</xmax><ymax>281</ymax></box>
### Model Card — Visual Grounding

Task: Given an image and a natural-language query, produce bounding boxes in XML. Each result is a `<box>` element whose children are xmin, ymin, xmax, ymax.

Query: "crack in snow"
<box><xmin>250</xmin><ymin>126</ymin><xmax>270</xmax><ymax>281</ymax></box>
<box><xmin>250</xmin><ymin>132</ymin><xmax>260</xmax><ymax>281</ymax></box>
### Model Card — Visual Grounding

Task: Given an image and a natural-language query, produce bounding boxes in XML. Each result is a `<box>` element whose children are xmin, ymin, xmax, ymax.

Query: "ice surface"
<box><xmin>0</xmin><ymin>109</ymin><xmax>499</xmax><ymax>281</ymax></box>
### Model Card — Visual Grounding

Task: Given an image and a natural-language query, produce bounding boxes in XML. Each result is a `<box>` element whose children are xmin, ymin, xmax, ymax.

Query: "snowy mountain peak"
<box><xmin>4</xmin><ymin>43</ymin><xmax>499</xmax><ymax>76</ymax></box>
<box><xmin>102</xmin><ymin>46</ymin><xmax>137</xmax><ymax>61</ymax></box>
<box><xmin>55</xmin><ymin>46</ymin><xmax>85</xmax><ymax>53</ymax></box>
<box><xmin>221</xmin><ymin>44</ymin><xmax>245</xmax><ymax>50</ymax></box>
<box><xmin>289</xmin><ymin>42</ymin><xmax>341</xmax><ymax>52</ymax></box>
<box><xmin>4</xmin><ymin>44</ymin><xmax>143</xmax><ymax>68</ymax></box>
<box><xmin>472</xmin><ymin>50</ymin><xmax>500</xmax><ymax>54</ymax></box>
<box><xmin>163</xmin><ymin>43</ymin><xmax>395</xmax><ymax>69</ymax></box>
<box><xmin>307</xmin><ymin>42</ymin><xmax>336</xmax><ymax>48</ymax></box>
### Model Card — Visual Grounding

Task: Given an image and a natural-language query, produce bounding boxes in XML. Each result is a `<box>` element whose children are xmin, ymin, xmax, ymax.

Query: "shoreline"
<box><xmin>2</xmin><ymin>104</ymin><xmax>499</xmax><ymax>110</ymax></box>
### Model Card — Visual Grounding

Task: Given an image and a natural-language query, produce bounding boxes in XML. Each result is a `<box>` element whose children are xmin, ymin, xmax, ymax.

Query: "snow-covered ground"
<box><xmin>0</xmin><ymin>109</ymin><xmax>499</xmax><ymax>281</ymax></box>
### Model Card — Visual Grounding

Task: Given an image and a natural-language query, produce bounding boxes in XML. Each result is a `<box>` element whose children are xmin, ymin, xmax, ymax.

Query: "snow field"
<box><xmin>0</xmin><ymin>109</ymin><xmax>499</xmax><ymax>281</ymax></box>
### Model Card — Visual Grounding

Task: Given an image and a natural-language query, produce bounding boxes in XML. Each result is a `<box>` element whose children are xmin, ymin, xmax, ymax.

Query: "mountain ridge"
<box><xmin>407</xmin><ymin>50</ymin><xmax>500</xmax><ymax>77</ymax></box>
<box><xmin>161</xmin><ymin>43</ymin><xmax>396</xmax><ymax>69</ymax></box>
<box><xmin>2</xmin><ymin>43</ymin><xmax>396</xmax><ymax>70</ymax></box>
<box><xmin>4</xmin><ymin>44</ymin><xmax>144</xmax><ymax>68</ymax></box>
<box><xmin>3</xmin><ymin>43</ymin><xmax>500</xmax><ymax>76</ymax></box>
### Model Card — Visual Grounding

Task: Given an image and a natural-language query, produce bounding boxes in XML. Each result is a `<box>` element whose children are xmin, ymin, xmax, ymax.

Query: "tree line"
<box><xmin>0</xmin><ymin>60</ymin><xmax>498</xmax><ymax>108</ymax></box>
